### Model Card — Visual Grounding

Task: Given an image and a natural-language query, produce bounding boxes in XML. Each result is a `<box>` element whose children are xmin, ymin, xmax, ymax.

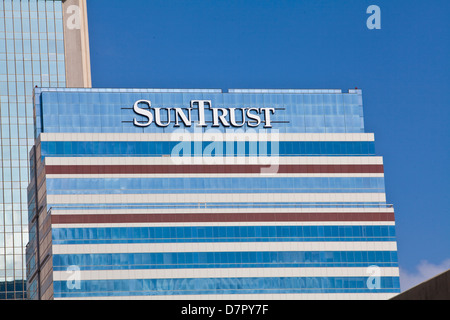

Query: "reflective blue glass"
<box><xmin>52</xmin><ymin>251</ymin><xmax>398</xmax><ymax>271</ymax></box>
<box><xmin>53</xmin><ymin>276</ymin><xmax>399</xmax><ymax>298</ymax></box>
<box><xmin>1</xmin><ymin>0</ymin><xmax>66</xmax><ymax>299</ymax></box>
<box><xmin>40</xmin><ymin>141</ymin><xmax>376</xmax><ymax>157</ymax></box>
<box><xmin>45</xmin><ymin>177</ymin><xmax>385</xmax><ymax>195</ymax></box>
<box><xmin>51</xmin><ymin>225</ymin><xmax>396</xmax><ymax>244</ymax></box>
<box><xmin>35</xmin><ymin>89</ymin><xmax>365</xmax><ymax>136</ymax></box>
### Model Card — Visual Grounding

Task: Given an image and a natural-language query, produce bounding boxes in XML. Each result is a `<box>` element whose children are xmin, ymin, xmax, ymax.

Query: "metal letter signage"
<box><xmin>133</xmin><ymin>100</ymin><xmax>153</xmax><ymax>127</ymax></box>
<box><xmin>132</xmin><ymin>100</ymin><xmax>275</xmax><ymax>128</ymax></box>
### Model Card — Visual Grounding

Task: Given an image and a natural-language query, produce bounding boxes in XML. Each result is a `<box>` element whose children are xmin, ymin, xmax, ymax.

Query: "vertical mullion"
<box><xmin>11</xmin><ymin>0</ymin><xmax>18</xmax><ymax>298</ymax></box>
<box><xmin>0</xmin><ymin>0</ymin><xmax>7</xmax><ymax>299</ymax></box>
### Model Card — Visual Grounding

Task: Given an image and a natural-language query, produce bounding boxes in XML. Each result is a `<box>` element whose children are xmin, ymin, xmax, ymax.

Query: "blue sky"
<box><xmin>86</xmin><ymin>0</ymin><xmax>450</xmax><ymax>291</ymax></box>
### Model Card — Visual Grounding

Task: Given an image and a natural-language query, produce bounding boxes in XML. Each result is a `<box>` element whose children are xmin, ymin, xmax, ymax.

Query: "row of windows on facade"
<box><xmin>0</xmin><ymin>54</ymin><xmax>64</xmax><ymax>63</ymax></box>
<box><xmin>0</xmin><ymin>124</ymin><xmax>34</xmax><ymax>136</ymax></box>
<box><xmin>0</xmin><ymin>262</ymin><xmax>25</xmax><ymax>272</ymax></box>
<box><xmin>0</xmin><ymin>269</ymin><xmax>26</xmax><ymax>279</ymax></box>
<box><xmin>0</xmin><ymin>224</ymin><xmax>27</xmax><ymax>232</ymax></box>
<box><xmin>0</xmin><ymin>218</ymin><xmax>28</xmax><ymax>227</ymax></box>
<box><xmin>1</xmin><ymin>55</ymin><xmax>64</xmax><ymax>64</ymax></box>
<box><xmin>1</xmin><ymin>71</ymin><xmax>65</xmax><ymax>84</ymax></box>
<box><xmin>54</xmin><ymin>251</ymin><xmax>398</xmax><ymax>269</ymax></box>
<box><xmin>0</xmin><ymin>83</ymin><xmax>65</xmax><ymax>98</ymax></box>
<box><xmin>39</xmin><ymin>142</ymin><xmax>376</xmax><ymax>156</ymax></box>
<box><xmin>0</xmin><ymin>110</ymin><xmax>34</xmax><ymax>119</ymax></box>
<box><xmin>53</xmin><ymin>226</ymin><xmax>396</xmax><ymax>241</ymax></box>
<box><xmin>38</xmin><ymin>92</ymin><xmax>362</xmax><ymax>107</ymax></box>
<box><xmin>0</xmin><ymin>208</ymin><xmax>26</xmax><ymax>219</ymax></box>
<box><xmin>1</xmin><ymin>202</ymin><xmax>28</xmax><ymax>209</ymax></box>
<box><xmin>1</xmin><ymin>134</ymin><xmax>33</xmax><ymax>144</ymax></box>
<box><xmin>2</xmin><ymin>96</ymin><xmax>36</xmax><ymax>104</ymax></box>
<box><xmin>1</xmin><ymin>145</ymin><xmax>35</xmax><ymax>158</ymax></box>
<box><xmin>0</xmin><ymin>60</ymin><xmax>65</xmax><ymax>73</ymax></box>
<box><xmin>2</xmin><ymin>23</ymin><xmax>64</xmax><ymax>40</ymax></box>
<box><xmin>0</xmin><ymin>191</ymin><xmax>28</xmax><ymax>205</ymax></box>
<box><xmin>1</xmin><ymin>36</ymin><xmax>63</xmax><ymax>46</ymax></box>
<box><xmin>0</xmin><ymin>190</ymin><xmax>29</xmax><ymax>202</ymax></box>
<box><xmin>0</xmin><ymin>170</ymin><xmax>30</xmax><ymax>182</ymax></box>
<box><xmin>1</xmin><ymin>25</ymin><xmax>64</xmax><ymax>38</ymax></box>
<box><xmin>0</xmin><ymin>286</ymin><xmax>26</xmax><ymax>300</ymax></box>
<box><xmin>0</xmin><ymin>161</ymin><xmax>30</xmax><ymax>171</ymax></box>
<box><xmin>2</xmin><ymin>0</ymin><xmax>63</xmax><ymax>11</ymax></box>
<box><xmin>0</xmin><ymin>248</ymin><xmax>27</xmax><ymax>255</ymax></box>
<box><xmin>0</xmin><ymin>214</ymin><xmax>28</xmax><ymax>224</ymax></box>
<box><xmin>52</xmin><ymin>276</ymin><xmax>401</xmax><ymax>291</ymax></box>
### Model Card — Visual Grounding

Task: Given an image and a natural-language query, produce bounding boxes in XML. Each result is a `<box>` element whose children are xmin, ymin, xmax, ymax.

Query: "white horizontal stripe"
<box><xmin>46</xmin><ymin>173</ymin><xmax>385</xmax><ymax>179</ymax></box>
<box><xmin>53</xmin><ymin>267</ymin><xmax>399</xmax><ymax>281</ymax></box>
<box><xmin>50</xmin><ymin>207</ymin><xmax>395</xmax><ymax>215</ymax></box>
<box><xmin>228</xmin><ymin>88</ymin><xmax>343</xmax><ymax>93</ymax></box>
<box><xmin>47</xmin><ymin>193</ymin><xmax>387</xmax><ymax>204</ymax></box>
<box><xmin>55</xmin><ymin>292</ymin><xmax>398</xmax><ymax>300</ymax></box>
<box><xmin>44</xmin><ymin>156</ymin><xmax>384</xmax><ymax>166</ymax></box>
<box><xmin>39</xmin><ymin>88</ymin><xmax>222</xmax><ymax>93</ymax></box>
<box><xmin>52</xmin><ymin>241</ymin><xmax>397</xmax><ymax>254</ymax></box>
<box><xmin>52</xmin><ymin>221</ymin><xmax>396</xmax><ymax>228</ymax></box>
<box><xmin>40</xmin><ymin>132</ymin><xmax>375</xmax><ymax>142</ymax></box>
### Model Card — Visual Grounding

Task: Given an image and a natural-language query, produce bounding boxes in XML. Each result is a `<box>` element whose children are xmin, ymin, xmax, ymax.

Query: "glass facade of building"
<box><xmin>33</xmin><ymin>88</ymin><xmax>364</xmax><ymax>134</ymax></box>
<box><xmin>0</xmin><ymin>0</ymin><xmax>66</xmax><ymax>300</ymax></box>
<box><xmin>28</xmin><ymin>88</ymin><xmax>400</xmax><ymax>299</ymax></box>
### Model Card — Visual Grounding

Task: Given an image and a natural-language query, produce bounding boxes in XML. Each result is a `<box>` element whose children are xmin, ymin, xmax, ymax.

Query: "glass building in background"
<box><xmin>0</xmin><ymin>0</ymin><xmax>90</xmax><ymax>299</ymax></box>
<box><xmin>28</xmin><ymin>88</ymin><xmax>400</xmax><ymax>300</ymax></box>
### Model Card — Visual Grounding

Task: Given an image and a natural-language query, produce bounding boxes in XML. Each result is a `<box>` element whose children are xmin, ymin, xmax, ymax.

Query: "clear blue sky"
<box><xmin>86</xmin><ymin>0</ymin><xmax>450</xmax><ymax>291</ymax></box>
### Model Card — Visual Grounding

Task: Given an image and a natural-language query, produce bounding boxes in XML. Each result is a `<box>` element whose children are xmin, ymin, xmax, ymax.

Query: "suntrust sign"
<box><xmin>133</xmin><ymin>100</ymin><xmax>276</xmax><ymax>128</ymax></box>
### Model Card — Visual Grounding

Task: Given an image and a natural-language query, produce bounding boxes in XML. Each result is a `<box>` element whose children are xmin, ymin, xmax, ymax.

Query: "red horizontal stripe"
<box><xmin>51</xmin><ymin>212</ymin><xmax>395</xmax><ymax>224</ymax></box>
<box><xmin>46</xmin><ymin>164</ymin><xmax>384</xmax><ymax>175</ymax></box>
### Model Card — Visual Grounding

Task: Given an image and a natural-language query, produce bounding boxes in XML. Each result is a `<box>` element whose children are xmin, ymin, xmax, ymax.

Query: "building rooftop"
<box><xmin>34</xmin><ymin>88</ymin><xmax>362</xmax><ymax>94</ymax></box>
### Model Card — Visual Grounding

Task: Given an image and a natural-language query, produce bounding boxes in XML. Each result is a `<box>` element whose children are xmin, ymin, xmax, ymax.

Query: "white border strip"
<box><xmin>52</xmin><ymin>221</ymin><xmax>396</xmax><ymax>228</ymax></box>
<box><xmin>50</xmin><ymin>207</ymin><xmax>395</xmax><ymax>215</ymax></box>
<box><xmin>53</xmin><ymin>267</ymin><xmax>399</xmax><ymax>281</ymax></box>
<box><xmin>54</xmin><ymin>292</ymin><xmax>398</xmax><ymax>300</ymax></box>
<box><xmin>47</xmin><ymin>193</ymin><xmax>387</xmax><ymax>204</ymax></box>
<box><xmin>44</xmin><ymin>156</ymin><xmax>384</xmax><ymax>166</ymax></box>
<box><xmin>46</xmin><ymin>173</ymin><xmax>385</xmax><ymax>179</ymax></box>
<box><xmin>52</xmin><ymin>241</ymin><xmax>397</xmax><ymax>254</ymax></box>
<box><xmin>40</xmin><ymin>132</ymin><xmax>375</xmax><ymax>142</ymax></box>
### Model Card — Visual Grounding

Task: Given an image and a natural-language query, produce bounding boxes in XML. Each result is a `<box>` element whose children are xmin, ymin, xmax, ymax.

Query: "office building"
<box><xmin>0</xmin><ymin>0</ymin><xmax>90</xmax><ymax>299</ymax></box>
<box><xmin>27</xmin><ymin>87</ymin><xmax>400</xmax><ymax>299</ymax></box>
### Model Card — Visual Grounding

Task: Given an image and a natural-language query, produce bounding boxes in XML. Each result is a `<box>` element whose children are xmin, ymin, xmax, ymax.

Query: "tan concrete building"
<box><xmin>61</xmin><ymin>0</ymin><xmax>91</xmax><ymax>88</ymax></box>
<box><xmin>391</xmin><ymin>270</ymin><xmax>450</xmax><ymax>300</ymax></box>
